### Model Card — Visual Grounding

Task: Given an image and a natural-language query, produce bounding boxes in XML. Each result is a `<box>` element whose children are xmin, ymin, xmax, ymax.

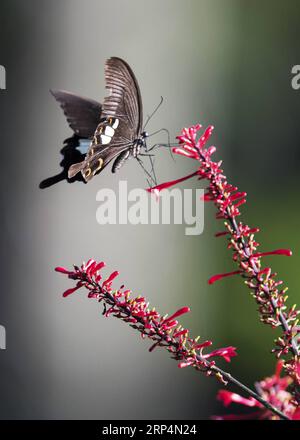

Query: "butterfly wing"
<box><xmin>68</xmin><ymin>117</ymin><xmax>131</xmax><ymax>181</ymax></box>
<box><xmin>50</xmin><ymin>89</ymin><xmax>102</xmax><ymax>138</ymax></box>
<box><xmin>101</xmin><ymin>57</ymin><xmax>143</xmax><ymax>139</ymax></box>
<box><xmin>69</xmin><ymin>57</ymin><xmax>143</xmax><ymax>182</ymax></box>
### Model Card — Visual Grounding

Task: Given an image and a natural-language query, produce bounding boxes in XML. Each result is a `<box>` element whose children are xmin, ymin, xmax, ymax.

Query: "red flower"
<box><xmin>214</xmin><ymin>362</ymin><xmax>300</xmax><ymax>420</ymax></box>
<box><xmin>203</xmin><ymin>346</ymin><xmax>237</xmax><ymax>363</ymax></box>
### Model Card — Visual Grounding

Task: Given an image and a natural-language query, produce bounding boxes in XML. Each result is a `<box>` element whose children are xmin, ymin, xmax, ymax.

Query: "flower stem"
<box><xmin>210</xmin><ymin>364</ymin><xmax>290</xmax><ymax>420</ymax></box>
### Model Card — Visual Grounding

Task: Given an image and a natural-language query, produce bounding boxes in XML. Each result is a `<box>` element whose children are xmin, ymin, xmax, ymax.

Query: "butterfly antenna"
<box><xmin>147</xmin><ymin>128</ymin><xmax>176</xmax><ymax>162</ymax></box>
<box><xmin>143</xmin><ymin>96</ymin><xmax>164</xmax><ymax>130</ymax></box>
<box><xmin>148</xmin><ymin>140</ymin><xmax>180</xmax><ymax>151</ymax></box>
<box><xmin>147</xmin><ymin>127</ymin><xmax>170</xmax><ymax>138</ymax></box>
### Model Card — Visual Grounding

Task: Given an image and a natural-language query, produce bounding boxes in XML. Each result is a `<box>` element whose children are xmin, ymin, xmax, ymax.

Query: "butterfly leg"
<box><xmin>144</xmin><ymin>143</ymin><xmax>157</xmax><ymax>185</ymax></box>
<box><xmin>136</xmin><ymin>157</ymin><xmax>157</xmax><ymax>186</ymax></box>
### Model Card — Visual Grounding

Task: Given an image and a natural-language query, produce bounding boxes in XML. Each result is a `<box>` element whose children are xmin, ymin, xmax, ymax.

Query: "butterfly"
<box><xmin>51</xmin><ymin>57</ymin><xmax>155</xmax><ymax>183</ymax></box>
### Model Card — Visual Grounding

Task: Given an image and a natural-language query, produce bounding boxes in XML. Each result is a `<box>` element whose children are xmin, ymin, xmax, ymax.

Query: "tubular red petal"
<box><xmin>224</xmin><ymin>184</ymin><xmax>238</xmax><ymax>193</ymax></box>
<box><xmin>147</xmin><ymin>171</ymin><xmax>198</xmax><ymax>194</ymax></box>
<box><xmin>178</xmin><ymin>360</ymin><xmax>194</xmax><ymax>368</ymax></box>
<box><xmin>163</xmin><ymin>306</ymin><xmax>191</xmax><ymax>324</ymax></box>
<box><xmin>217</xmin><ymin>390</ymin><xmax>259</xmax><ymax>408</ymax></box>
<box><xmin>292</xmin><ymin>408</ymin><xmax>300</xmax><ymax>420</ymax></box>
<box><xmin>275</xmin><ymin>360</ymin><xmax>284</xmax><ymax>378</ymax></box>
<box><xmin>195</xmin><ymin>340</ymin><xmax>213</xmax><ymax>349</ymax></box>
<box><xmin>215</xmin><ymin>231</ymin><xmax>229</xmax><ymax>237</ymax></box>
<box><xmin>207</xmin><ymin>146</ymin><xmax>216</xmax><ymax>156</ymax></box>
<box><xmin>85</xmin><ymin>259</ymin><xmax>96</xmax><ymax>270</ymax></box>
<box><xmin>55</xmin><ymin>266</ymin><xmax>73</xmax><ymax>275</ymax></box>
<box><xmin>208</xmin><ymin>270</ymin><xmax>242</xmax><ymax>285</ymax></box>
<box><xmin>173</xmin><ymin>329</ymin><xmax>189</xmax><ymax>338</ymax></box>
<box><xmin>62</xmin><ymin>284</ymin><xmax>82</xmax><ymax>298</ymax></box>
<box><xmin>197</xmin><ymin>125</ymin><xmax>214</xmax><ymax>149</ymax></box>
<box><xmin>172</xmin><ymin>148</ymin><xmax>197</xmax><ymax>158</ymax></box>
<box><xmin>201</xmin><ymin>193</ymin><xmax>214</xmax><ymax>202</ymax></box>
<box><xmin>102</xmin><ymin>271</ymin><xmax>119</xmax><ymax>288</ymax></box>
<box><xmin>252</xmin><ymin>249</ymin><xmax>292</xmax><ymax>258</ymax></box>
<box><xmin>257</xmin><ymin>267</ymin><xmax>271</xmax><ymax>278</ymax></box>
<box><xmin>228</xmin><ymin>192</ymin><xmax>247</xmax><ymax>202</ymax></box>
<box><xmin>248</xmin><ymin>227</ymin><xmax>260</xmax><ymax>234</ymax></box>
<box><xmin>183</xmin><ymin>145</ymin><xmax>198</xmax><ymax>154</ymax></box>
<box><xmin>94</xmin><ymin>261</ymin><xmax>106</xmax><ymax>272</ymax></box>
<box><xmin>162</xmin><ymin>319</ymin><xmax>179</xmax><ymax>330</ymax></box>
<box><xmin>205</xmin><ymin>346</ymin><xmax>237</xmax><ymax>362</ymax></box>
<box><xmin>233</xmin><ymin>198</ymin><xmax>247</xmax><ymax>208</ymax></box>
<box><xmin>86</xmin><ymin>261</ymin><xmax>97</xmax><ymax>275</ymax></box>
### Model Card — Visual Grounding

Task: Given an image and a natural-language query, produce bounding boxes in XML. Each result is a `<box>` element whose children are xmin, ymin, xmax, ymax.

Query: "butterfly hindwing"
<box><xmin>68</xmin><ymin>117</ymin><xmax>130</xmax><ymax>181</ymax></box>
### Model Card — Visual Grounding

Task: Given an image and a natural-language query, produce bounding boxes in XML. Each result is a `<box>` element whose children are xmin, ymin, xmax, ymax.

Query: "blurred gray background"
<box><xmin>0</xmin><ymin>0</ymin><xmax>299</xmax><ymax>419</ymax></box>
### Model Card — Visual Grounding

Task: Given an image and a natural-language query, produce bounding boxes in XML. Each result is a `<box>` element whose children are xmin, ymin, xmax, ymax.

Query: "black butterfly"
<box><xmin>51</xmin><ymin>57</ymin><xmax>154</xmax><ymax>183</ymax></box>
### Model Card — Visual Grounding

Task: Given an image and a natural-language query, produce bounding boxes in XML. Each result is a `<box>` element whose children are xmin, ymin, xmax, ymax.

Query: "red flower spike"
<box><xmin>56</xmin><ymin>260</ymin><xmax>237</xmax><ymax>390</ymax></box>
<box><xmin>208</xmin><ymin>270</ymin><xmax>242</xmax><ymax>285</ymax></box>
<box><xmin>153</xmin><ymin>123</ymin><xmax>300</xmax><ymax>405</ymax></box>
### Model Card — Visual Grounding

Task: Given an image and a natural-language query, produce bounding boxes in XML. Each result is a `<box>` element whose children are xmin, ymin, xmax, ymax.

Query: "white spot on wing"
<box><xmin>112</xmin><ymin>119</ymin><xmax>119</xmax><ymax>129</ymax></box>
<box><xmin>105</xmin><ymin>126</ymin><xmax>114</xmax><ymax>137</ymax></box>
<box><xmin>101</xmin><ymin>134</ymin><xmax>111</xmax><ymax>145</ymax></box>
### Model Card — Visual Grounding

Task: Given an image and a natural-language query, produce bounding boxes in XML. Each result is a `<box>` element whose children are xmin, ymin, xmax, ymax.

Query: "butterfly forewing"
<box><xmin>68</xmin><ymin>57</ymin><xmax>143</xmax><ymax>182</ymax></box>
<box><xmin>102</xmin><ymin>57</ymin><xmax>143</xmax><ymax>139</ymax></box>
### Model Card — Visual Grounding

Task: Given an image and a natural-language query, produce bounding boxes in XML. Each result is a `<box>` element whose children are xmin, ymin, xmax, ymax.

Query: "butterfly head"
<box><xmin>136</xmin><ymin>131</ymin><xmax>149</xmax><ymax>149</ymax></box>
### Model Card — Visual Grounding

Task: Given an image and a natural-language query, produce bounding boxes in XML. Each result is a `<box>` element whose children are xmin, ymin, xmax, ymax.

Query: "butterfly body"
<box><xmin>52</xmin><ymin>57</ymin><xmax>149</xmax><ymax>183</ymax></box>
